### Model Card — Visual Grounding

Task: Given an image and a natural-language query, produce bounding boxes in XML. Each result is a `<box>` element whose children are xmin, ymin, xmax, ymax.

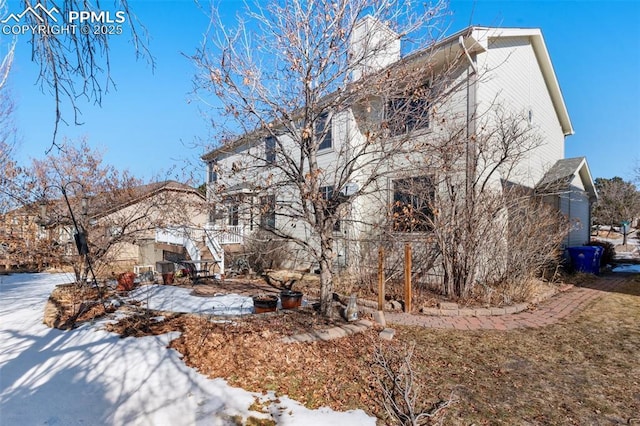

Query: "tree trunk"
<box><xmin>318</xmin><ymin>235</ymin><xmax>335</xmax><ymax>317</ymax></box>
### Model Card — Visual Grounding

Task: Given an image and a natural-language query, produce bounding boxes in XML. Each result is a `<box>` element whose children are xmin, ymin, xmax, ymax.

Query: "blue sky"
<box><xmin>5</xmin><ymin>0</ymin><xmax>640</xmax><ymax>183</ymax></box>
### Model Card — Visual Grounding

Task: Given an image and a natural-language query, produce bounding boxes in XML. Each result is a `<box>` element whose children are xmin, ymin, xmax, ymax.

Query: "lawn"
<box><xmin>397</xmin><ymin>275</ymin><xmax>640</xmax><ymax>424</ymax></box>
<box><xmin>159</xmin><ymin>275</ymin><xmax>640</xmax><ymax>424</ymax></box>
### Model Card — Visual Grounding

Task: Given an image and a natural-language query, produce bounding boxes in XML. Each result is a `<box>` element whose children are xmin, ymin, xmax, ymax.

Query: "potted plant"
<box><xmin>116</xmin><ymin>272</ymin><xmax>136</xmax><ymax>291</ymax></box>
<box><xmin>280</xmin><ymin>289</ymin><xmax>303</xmax><ymax>309</ymax></box>
<box><xmin>252</xmin><ymin>294</ymin><xmax>278</xmax><ymax>314</ymax></box>
<box><xmin>161</xmin><ymin>272</ymin><xmax>175</xmax><ymax>285</ymax></box>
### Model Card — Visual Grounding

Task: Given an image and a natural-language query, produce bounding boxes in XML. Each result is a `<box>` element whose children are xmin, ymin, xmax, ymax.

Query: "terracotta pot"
<box><xmin>116</xmin><ymin>272</ymin><xmax>136</xmax><ymax>291</ymax></box>
<box><xmin>162</xmin><ymin>272</ymin><xmax>175</xmax><ymax>285</ymax></box>
<box><xmin>280</xmin><ymin>290</ymin><xmax>303</xmax><ymax>309</ymax></box>
<box><xmin>253</xmin><ymin>295</ymin><xmax>278</xmax><ymax>314</ymax></box>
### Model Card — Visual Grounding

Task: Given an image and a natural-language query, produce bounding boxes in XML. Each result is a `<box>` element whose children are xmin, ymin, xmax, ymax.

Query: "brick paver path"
<box><xmin>385</xmin><ymin>275</ymin><xmax>629</xmax><ymax>330</ymax></box>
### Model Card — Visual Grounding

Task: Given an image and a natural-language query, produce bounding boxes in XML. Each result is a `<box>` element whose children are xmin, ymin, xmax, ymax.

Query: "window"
<box><xmin>320</xmin><ymin>185</ymin><xmax>341</xmax><ymax>232</ymax></box>
<box><xmin>316</xmin><ymin>113</ymin><xmax>332</xmax><ymax>150</ymax></box>
<box><xmin>227</xmin><ymin>205</ymin><xmax>239</xmax><ymax>226</ymax></box>
<box><xmin>320</xmin><ymin>185</ymin><xmax>334</xmax><ymax>200</ymax></box>
<box><xmin>265</xmin><ymin>136</ymin><xmax>276</xmax><ymax>164</ymax></box>
<box><xmin>208</xmin><ymin>161</ymin><xmax>218</xmax><ymax>183</ymax></box>
<box><xmin>259</xmin><ymin>195</ymin><xmax>276</xmax><ymax>230</ymax></box>
<box><xmin>392</xmin><ymin>175</ymin><xmax>435</xmax><ymax>232</ymax></box>
<box><xmin>385</xmin><ymin>85</ymin><xmax>430</xmax><ymax>136</ymax></box>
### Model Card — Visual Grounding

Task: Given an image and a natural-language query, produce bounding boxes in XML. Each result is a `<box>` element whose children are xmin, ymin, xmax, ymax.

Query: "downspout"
<box><xmin>460</xmin><ymin>35</ymin><xmax>478</xmax><ymax>210</ymax></box>
<box><xmin>568</xmin><ymin>192</ymin><xmax>571</xmax><ymax>245</ymax></box>
<box><xmin>459</xmin><ymin>36</ymin><xmax>478</xmax><ymax>75</ymax></box>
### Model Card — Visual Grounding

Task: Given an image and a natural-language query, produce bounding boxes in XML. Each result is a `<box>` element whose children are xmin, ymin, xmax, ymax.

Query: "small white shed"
<box><xmin>536</xmin><ymin>157</ymin><xmax>598</xmax><ymax>247</ymax></box>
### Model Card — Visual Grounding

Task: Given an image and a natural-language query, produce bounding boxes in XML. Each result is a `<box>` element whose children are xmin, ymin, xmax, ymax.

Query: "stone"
<box><xmin>505</xmin><ymin>305</ymin><xmax>520</xmax><ymax>314</ymax></box>
<box><xmin>43</xmin><ymin>298</ymin><xmax>62</xmax><ymax>328</ymax></box>
<box><xmin>389</xmin><ymin>300</ymin><xmax>403</xmax><ymax>311</ymax></box>
<box><xmin>373</xmin><ymin>311</ymin><xmax>386</xmax><ymax>327</ymax></box>
<box><xmin>420</xmin><ymin>307</ymin><xmax>440</xmax><ymax>316</ymax></box>
<box><xmin>438</xmin><ymin>302</ymin><xmax>459</xmax><ymax>310</ymax></box>
<box><xmin>379</xmin><ymin>328</ymin><xmax>395</xmax><ymax>341</ymax></box>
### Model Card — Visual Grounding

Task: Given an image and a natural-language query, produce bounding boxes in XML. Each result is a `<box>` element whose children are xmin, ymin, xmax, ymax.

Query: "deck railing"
<box><xmin>210</xmin><ymin>225</ymin><xmax>244</xmax><ymax>245</ymax></box>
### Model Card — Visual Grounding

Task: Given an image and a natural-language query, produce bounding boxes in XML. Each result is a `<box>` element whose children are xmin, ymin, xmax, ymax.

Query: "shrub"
<box><xmin>242</xmin><ymin>230</ymin><xmax>291</xmax><ymax>274</ymax></box>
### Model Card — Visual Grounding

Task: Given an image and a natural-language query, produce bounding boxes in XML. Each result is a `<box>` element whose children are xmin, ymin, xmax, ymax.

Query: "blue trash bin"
<box><xmin>567</xmin><ymin>246</ymin><xmax>600</xmax><ymax>274</ymax></box>
<box><xmin>591</xmin><ymin>246</ymin><xmax>604</xmax><ymax>274</ymax></box>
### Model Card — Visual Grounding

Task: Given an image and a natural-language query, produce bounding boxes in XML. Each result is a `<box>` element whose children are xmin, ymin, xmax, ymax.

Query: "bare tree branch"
<box><xmin>18</xmin><ymin>0</ymin><xmax>154</xmax><ymax>150</ymax></box>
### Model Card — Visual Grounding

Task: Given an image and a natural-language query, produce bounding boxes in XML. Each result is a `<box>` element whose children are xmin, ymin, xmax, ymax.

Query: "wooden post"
<box><xmin>377</xmin><ymin>247</ymin><xmax>385</xmax><ymax>311</ymax></box>
<box><xmin>404</xmin><ymin>243</ymin><xmax>412</xmax><ymax>313</ymax></box>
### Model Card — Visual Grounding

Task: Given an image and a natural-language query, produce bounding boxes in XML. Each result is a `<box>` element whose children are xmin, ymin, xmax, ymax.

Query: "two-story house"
<box><xmin>202</xmin><ymin>21</ymin><xmax>597</xmax><ymax>272</ymax></box>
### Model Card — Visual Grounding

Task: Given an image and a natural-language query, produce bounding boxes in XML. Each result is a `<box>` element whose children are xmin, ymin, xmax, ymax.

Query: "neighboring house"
<box><xmin>91</xmin><ymin>180</ymin><xmax>224</xmax><ymax>275</ymax></box>
<box><xmin>0</xmin><ymin>181</ymin><xmax>224</xmax><ymax>275</ymax></box>
<box><xmin>202</xmin><ymin>22</ymin><xmax>596</xmax><ymax>269</ymax></box>
<box><xmin>0</xmin><ymin>205</ymin><xmax>50</xmax><ymax>271</ymax></box>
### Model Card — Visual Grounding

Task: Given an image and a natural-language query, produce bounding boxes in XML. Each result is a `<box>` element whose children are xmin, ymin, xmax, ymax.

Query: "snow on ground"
<box><xmin>126</xmin><ymin>285</ymin><xmax>255</xmax><ymax>316</ymax></box>
<box><xmin>592</xmin><ymin>230</ymin><xmax>639</xmax><ymax>261</ymax></box>
<box><xmin>612</xmin><ymin>264</ymin><xmax>640</xmax><ymax>273</ymax></box>
<box><xmin>0</xmin><ymin>273</ymin><xmax>375</xmax><ymax>425</ymax></box>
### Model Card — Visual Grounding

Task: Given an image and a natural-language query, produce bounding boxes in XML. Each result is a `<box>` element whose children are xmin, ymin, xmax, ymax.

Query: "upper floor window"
<box><xmin>208</xmin><ymin>161</ymin><xmax>218</xmax><ymax>183</ymax></box>
<box><xmin>265</xmin><ymin>136</ymin><xmax>276</xmax><ymax>165</ymax></box>
<box><xmin>320</xmin><ymin>185</ymin><xmax>334</xmax><ymax>200</ymax></box>
<box><xmin>316</xmin><ymin>113</ymin><xmax>332</xmax><ymax>151</ymax></box>
<box><xmin>385</xmin><ymin>85</ymin><xmax>430</xmax><ymax>136</ymax></box>
<box><xmin>392</xmin><ymin>175</ymin><xmax>435</xmax><ymax>232</ymax></box>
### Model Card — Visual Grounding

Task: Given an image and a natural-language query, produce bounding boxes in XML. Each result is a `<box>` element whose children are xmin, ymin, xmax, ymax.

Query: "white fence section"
<box><xmin>155</xmin><ymin>227</ymin><xmax>184</xmax><ymax>246</ymax></box>
<box><xmin>210</xmin><ymin>225</ymin><xmax>245</xmax><ymax>245</ymax></box>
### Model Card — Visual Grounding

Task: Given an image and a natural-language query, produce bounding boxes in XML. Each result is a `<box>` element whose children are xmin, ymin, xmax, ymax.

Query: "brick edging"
<box><xmin>416</xmin><ymin>284</ymin><xmax>575</xmax><ymax>317</ymax></box>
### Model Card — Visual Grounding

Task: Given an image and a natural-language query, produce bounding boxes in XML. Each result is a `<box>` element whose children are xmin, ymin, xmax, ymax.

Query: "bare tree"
<box><xmin>195</xmin><ymin>0</ymin><xmax>572</xmax><ymax>314</ymax></box>
<box><xmin>593</xmin><ymin>176</ymin><xmax>640</xmax><ymax>245</ymax></box>
<box><xmin>194</xmin><ymin>0</ymin><xmax>455</xmax><ymax>316</ymax></box>
<box><xmin>13</xmin><ymin>139</ymin><xmax>202</xmax><ymax>283</ymax></box>
<box><xmin>0</xmin><ymin>98</ymin><xmax>18</xmax><ymax>215</ymax></box>
<box><xmin>0</xmin><ymin>14</ymin><xmax>18</xmax><ymax>216</ymax></box>
<box><xmin>389</xmin><ymin>107</ymin><xmax>568</xmax><ymax>299</ymax></box>
<box><xmin>0</xmin><ymin>0</ymin><xmax>14</xmax><ymax>90</ymax></box>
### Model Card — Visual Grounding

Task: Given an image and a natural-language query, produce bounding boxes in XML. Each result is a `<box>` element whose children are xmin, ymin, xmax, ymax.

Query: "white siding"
<box><xmin>477</xmin><ymin>36</ymin><xmax>565</xmax><ymax>187</ymax></box>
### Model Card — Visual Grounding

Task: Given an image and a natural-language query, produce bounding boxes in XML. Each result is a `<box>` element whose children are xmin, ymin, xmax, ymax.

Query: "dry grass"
<box><xmin>176</xmin><ymin>275</ymin><xmax>639</xmax><ymax>424</ymax></box>
<box><xmin>392</xmin><ymin>276</ymin><xmax>640</xmax><ymax>424</ymax></box>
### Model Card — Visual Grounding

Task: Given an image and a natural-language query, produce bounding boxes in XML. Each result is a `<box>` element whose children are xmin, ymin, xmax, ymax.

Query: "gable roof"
<box><xmin>536</xmin><ymin>157</ymin><xmax>597</xmax><ymax>200</ymax></box>
<box><xmin>464</xmin><ymin>27</ymin><xmax>573</xmax><ymax>136</ymax></box>
<box><xmin>96</xmin><ymin>180</ymin><xmax>205</xmax><ymax>218</ymax></box>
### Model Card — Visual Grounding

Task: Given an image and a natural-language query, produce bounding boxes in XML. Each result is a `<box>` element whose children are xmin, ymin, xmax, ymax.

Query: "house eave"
<box><xmin>201</xmin><ymin>25</ymin><xmax>575</xmax><ymax>160</ymax></box>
